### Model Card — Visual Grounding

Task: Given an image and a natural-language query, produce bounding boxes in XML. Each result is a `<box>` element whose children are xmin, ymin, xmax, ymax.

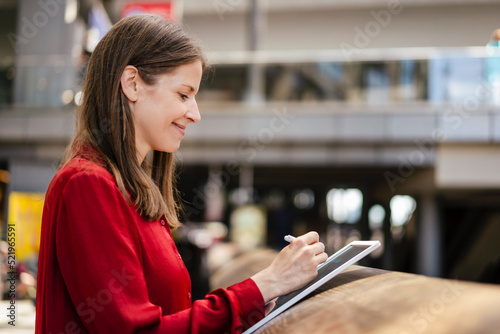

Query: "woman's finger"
<box><xmin>315</xmin><ymin>252</ymin><xmax>329</xmax><ymax>266</ymax></box>
<box><xmin>302</xmin><ymin>231</ymin><xmax>320</xmax><ymax>245</ymax></box>
<box><xmin>310</xmin><ymin>241</ymin><xmax>325</xmax><ymax>256</ymax></box>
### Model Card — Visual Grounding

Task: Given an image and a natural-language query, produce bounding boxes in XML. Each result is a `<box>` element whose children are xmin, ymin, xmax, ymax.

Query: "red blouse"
<box><xmin>35</xmin><ymin>155</ymin><xmax>265</xmax><ymax>333</ymax></box>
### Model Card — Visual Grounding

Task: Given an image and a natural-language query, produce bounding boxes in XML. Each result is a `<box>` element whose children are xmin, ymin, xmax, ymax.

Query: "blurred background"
<box><xmin>2</xmin><ymin>0</ymin><xmax>500</xmax><ymax>330</ymax></box>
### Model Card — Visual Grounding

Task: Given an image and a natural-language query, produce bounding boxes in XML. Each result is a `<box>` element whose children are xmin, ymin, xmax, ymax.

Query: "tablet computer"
<box><xmin>243</xmin><ymin>240</ymin><xmax>381</xmax><ymax>334</ymax></box>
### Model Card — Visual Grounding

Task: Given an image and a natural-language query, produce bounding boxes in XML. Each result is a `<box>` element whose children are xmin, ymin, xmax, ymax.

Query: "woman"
<box><xmin>35</xmin><ymin>14</ymin><xmax>327</xmax><ymax>334</ymax></box>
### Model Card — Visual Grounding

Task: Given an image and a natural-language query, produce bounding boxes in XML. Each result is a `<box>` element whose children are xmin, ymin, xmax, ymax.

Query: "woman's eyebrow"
<box><xmin>181</xmin><ymin>84</ymin><xmax>195</xmax><ymax>92</ymax></box>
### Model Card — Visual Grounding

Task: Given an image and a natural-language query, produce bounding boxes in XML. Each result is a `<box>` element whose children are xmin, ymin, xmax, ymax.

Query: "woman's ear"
<box><xmin>120</xmin><ymin>65</ymin><xmax>139</xmax><ymax>102</ymax></box>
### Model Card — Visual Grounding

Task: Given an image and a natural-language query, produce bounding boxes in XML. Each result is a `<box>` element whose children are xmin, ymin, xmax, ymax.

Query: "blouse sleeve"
<box><xmin>56</xmin><ymin>170</ymin><xmax>265</xmax><ymax>334</ymax></box>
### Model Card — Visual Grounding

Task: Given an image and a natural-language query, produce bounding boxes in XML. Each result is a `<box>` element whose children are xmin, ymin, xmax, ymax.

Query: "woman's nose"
<box><xmin>186</xmin><ymin>99</ymin><xmax>201</xmax><ymax>123</ymax></box>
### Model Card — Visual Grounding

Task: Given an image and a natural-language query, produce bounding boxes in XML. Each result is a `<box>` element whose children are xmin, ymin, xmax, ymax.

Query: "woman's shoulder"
<box><xmin>51</xmin><ymin>156</ymin><xmax>116</xmax><ymax>193</ymax></box>
<box><xmin>68</xmin><ymin>156</ymin><xmax>113</xmax><ymax>178</ymax></box>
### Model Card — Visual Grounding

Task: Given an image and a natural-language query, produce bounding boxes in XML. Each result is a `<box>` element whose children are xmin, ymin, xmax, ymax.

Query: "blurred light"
<box><xmin>64</xmin><ymin>0</ymin><xmax>78</xmax><ymax>24</ymax></box>
<box><xmin>370</xmin><ymin>229</ymin><xmax>384</xmax><ymax>258</ymax></box>
<box><xmin>368</xmin><ymin>204</ymin><xmax>386</xmax><ymax>257</ymax></box>
<box><xmin>61</xmin><ymin>90</ymin><xmax>74</xmax><ymax>105</ymax></box>
<box><xmin>230</xmin><ymin>205</ymin><xmax>266</xmax><ymax>251</ymax></box>
<box><xmin>206</xmin><ymin>242</ymin><xmax>239</xmax><ymax>274</ymax></box>
<box><xmin>327</xmin><ymin>188</ymin><xmax>363</xmax><ymax>224</ymax></box>
<box><xmin>74</xmin><ymin>91</ymin><xmax>83</xmax><ymax>106</ymax></box>
<box><xmin>37</xmin><ymin>77</ymin><xmax>48</xmax><ymax>91</ymax></box>
<box><xmin>6</xmin><ymin>67</ymin><xmax>15</xmax><ymax>80</ymax></box>
<box><xmin>204</xmin><ymin>222</ymin><xmax>228</xmax><ymax>240</ymax></box>
<box><xmin>293</xmin><ymin>189</ymin><xmax>315</xmax><ymax>210</ymax></box>
<box><xmin>121</xmin><ymin>2</ymin><xmax>174</xmax><ymax>20</ymax></box>
<box><xmin>368</xmin><ymin>204</ymin><xmax>385</xmax><ymax>230</ymax></box>
<box><xmin>390</xmin><ymin>195</ymin><xmax>416</xmax><ymax>227</ymax></box>
<box><xmin>187</xmin><ymin>229</ymin><xmax>212</xmax><ymax>249</ymax></box>
<box><xmin>86</xmin><ymin>2</ymin><xmax>112</xmax><ymax>53</ymax></box>
<box><xmin>229</xmin><ymin>188</ymin><xmax>254</xmax><ymax>206</ymax></box>
<box><xmin>86</xmin><ymin>27</ymin><xmax>100</xmax><ymax>53</ymax></box>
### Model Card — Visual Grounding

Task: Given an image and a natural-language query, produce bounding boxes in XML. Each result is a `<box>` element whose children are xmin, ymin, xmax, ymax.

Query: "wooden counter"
<box><xmin>257</xmin><ymin>266</ymin><xmax>500</xmax><ymax>334</ymax></box>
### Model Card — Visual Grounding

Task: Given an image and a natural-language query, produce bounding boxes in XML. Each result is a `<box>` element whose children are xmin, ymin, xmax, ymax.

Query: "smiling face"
<box><xmin>122</xmin><ymin>60</ymin><xmax>203</xmax><ymax>162</ymax></box>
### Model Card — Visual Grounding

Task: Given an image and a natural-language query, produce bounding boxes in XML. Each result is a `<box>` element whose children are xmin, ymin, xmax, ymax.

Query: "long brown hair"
<box><xmin>62</xmin><ymin>14</ymin><xmax>206</xmax><ymax>228</ymax></box>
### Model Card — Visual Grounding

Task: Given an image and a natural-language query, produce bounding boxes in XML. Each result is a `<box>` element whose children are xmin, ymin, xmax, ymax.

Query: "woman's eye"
<box><xmin>179</xmin><ymin>93</ymin><xmax>189</xmax><ymax>101</ymax></box>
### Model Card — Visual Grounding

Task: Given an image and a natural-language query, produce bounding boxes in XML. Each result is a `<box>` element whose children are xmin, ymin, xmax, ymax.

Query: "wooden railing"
<box><xmin>256</xmin><ymin>265</ymin><xmax>500</xmax><ymax>334</ymax></box>
<box><xmin>209</xmin><ymin>249</ymin><xmax>500</xmax><ymax>333</ymax></box>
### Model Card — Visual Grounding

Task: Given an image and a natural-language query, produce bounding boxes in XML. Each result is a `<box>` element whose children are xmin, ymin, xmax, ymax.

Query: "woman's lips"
<box><xmin>173</xmin><ymin>122</ymin><xmax>186</xmax><ymax>136</ymax></box>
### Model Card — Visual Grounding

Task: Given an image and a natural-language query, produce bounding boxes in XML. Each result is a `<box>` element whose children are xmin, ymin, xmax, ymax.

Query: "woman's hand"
<box><xmin>251</xmin><ymin>231</ymin><xmax>328</xmax><ymax>303</ymax></box>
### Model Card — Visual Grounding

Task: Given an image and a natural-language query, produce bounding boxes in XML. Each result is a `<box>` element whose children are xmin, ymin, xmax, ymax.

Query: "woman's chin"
<box><xmin>155</xmin><ymin>144</ymin><xmax>181</xmax><ymax>154</ymax></box>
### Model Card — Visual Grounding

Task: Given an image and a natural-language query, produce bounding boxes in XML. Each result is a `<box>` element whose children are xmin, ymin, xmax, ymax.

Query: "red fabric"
<box><xmin>35</xmin><ymin>155</ymin><xmax>265</xmax><ymax>333</ymax></box>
